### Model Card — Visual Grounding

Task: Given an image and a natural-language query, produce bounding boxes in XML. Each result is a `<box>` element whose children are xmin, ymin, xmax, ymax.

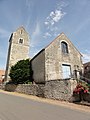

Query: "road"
<box><xmin>0</xmin><ymin>92</ymin><xmax>90</xmax><ymax>120</ymax></box>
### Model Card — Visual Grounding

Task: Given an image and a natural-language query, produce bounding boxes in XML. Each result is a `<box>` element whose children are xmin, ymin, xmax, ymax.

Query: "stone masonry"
<box><xmin>4</xmin><ymin>30</ymin><xmax>84</xmax><ymax>101</ymax></box>
<box><xmin>5</xmin><ymin>27</ymin><xmax>29</xmax><ymax>81</ymax></box>
<box><xmin>30</xmin><ymin>33</ymin><xmax>83</xmax><ymax>100</ymax></box>
<box><xmin>31</xmin><ymin>33</ymin><xmax>83</xmax><ymax>83</ymax></box>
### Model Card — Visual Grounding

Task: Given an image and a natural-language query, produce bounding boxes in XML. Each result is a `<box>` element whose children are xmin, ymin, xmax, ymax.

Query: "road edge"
<box><xmin>0</xmin><ymin>89</ymin><xmax>90</xmax><ymax>113</ymax></box>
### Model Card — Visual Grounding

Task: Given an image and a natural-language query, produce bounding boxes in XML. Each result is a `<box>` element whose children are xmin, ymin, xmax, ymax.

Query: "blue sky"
<box><xmin>0</xmin><ymin>0</ymin><xmax>90</xmax><ymax>69</ymax></box>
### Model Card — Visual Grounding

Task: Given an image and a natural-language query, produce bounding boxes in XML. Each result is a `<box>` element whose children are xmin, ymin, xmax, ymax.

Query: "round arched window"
<box><xmin>61</xmin><ymin>41</ymin><xmax>68</xmax><ymax>54</ymax></box>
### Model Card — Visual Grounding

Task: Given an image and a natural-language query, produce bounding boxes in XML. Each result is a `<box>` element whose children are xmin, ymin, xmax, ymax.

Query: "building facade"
<box><xmin>30</xmin><ymin>33</ymin><xmax>83</xmax><ymax>100</ymax></box>
<box><xmin>31</xmin><ymin>33</ymin><xmax>82</xmax><ymax>83</ymax></box>
<box><xmin>5</xmin><ymin>27</ymin><xmax>30</xmax><ymax>81</ymax></box>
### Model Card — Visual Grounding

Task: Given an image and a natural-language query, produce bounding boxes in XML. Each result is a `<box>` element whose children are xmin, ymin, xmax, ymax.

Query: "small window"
<box><xmin>62</xmin><ymin>64</ymin><xmax>71</xmax><ymax>79</ymax></box>
<box><xmin>61</xmin><ymin>41</ymin><xmax>68</xmax><ymax>54</ymax></box>
<box><xmin>20</xmin><ymin>30</ymin><xmax>23</xmax><ymax>34</ymax></box>
<box><xmin>19</xmin><ymin>39</ymin><xmax>23</xmax><ymax>44</ymax></box>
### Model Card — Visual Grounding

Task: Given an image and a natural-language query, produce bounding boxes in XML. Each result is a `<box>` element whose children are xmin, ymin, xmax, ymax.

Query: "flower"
<box><xmin>73</xmin><ymin>82</ymin><xmax>88</xmax><ymax>94</ymax></box>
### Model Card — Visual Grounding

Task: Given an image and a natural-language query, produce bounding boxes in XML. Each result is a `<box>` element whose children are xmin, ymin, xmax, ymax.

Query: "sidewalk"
<box><xmin>74</xmin><ymin>101</ymin><xmax>90</xmax><ymax>107</ymax></box>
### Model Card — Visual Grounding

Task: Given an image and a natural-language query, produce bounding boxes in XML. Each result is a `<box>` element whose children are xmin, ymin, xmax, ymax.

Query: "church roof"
<box><xmin>16</xmin><ymin>26</ymin><xmax>26</xmax><ymax>31</ymax></box>
<box><xmin>9</xmin><ymin>26</ymin><xmax>28</xmax><ymax>42</ymax></box>
<box><xmin>45</xmin><ymin>32</ymin><xmax>82</xmax><ymax>56</ymax></box>
<box><xmin>31</xmin><ymin>32</ymin><xmax>82</xmax><ymax>61</ymax></box>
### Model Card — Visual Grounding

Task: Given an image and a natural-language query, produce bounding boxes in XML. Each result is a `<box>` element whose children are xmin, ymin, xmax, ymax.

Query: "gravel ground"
<box><xmin>0</xmin><ymin>89</ymin><xmax>90</xmax><ymax>113</ymax></box>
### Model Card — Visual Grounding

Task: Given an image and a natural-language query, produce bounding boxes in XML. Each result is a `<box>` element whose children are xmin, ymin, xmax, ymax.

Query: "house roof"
<box><xmin>30</xmin><ymin>32</ymin><xmax>82</xmax><ymax>61</ymax></box>
<box><xmin>44</xmin><ymin>32</ymin><xmax>63</xmax><ymax>49</ymax></box>
<box><xmin>83</xmin><ymin>62</ymin><xmax>90</xmax><ymax>67</ymax></box>
<box><xmin>45</xmin><ymin>32</ymin><xmax>82</xmax><ymax>56</ymax></box>
<box><xmin>30</xmin><ymin>49</ymin><xmax>45</xmax><ymax>61</ymax></box>
<box><xmin>9</xmin><ymin>26</ymin><xmax>29</xmax><ymax>42</ymax></box>
<box><xmin>16</xmin><ymin>26</ymin><xmax>26</xmax><ymax>32</ymax></box>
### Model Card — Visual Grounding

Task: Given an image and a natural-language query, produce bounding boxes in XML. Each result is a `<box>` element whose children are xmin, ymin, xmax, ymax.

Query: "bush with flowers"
<box><xmin>73</xmin><ymin>81</ymin><xmax>90</xmax><ymax>101</ymax></box>
<box><xmin>73</xmin><ymin>82</ymin><xmax>89</xmax><ymax>95</ymax></box>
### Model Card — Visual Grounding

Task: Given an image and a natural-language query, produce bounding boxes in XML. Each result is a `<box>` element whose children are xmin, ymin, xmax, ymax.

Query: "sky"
<box><xmin>0</xmin><ymin>0</ymin><xmax>90</xmax><ymax>69</ymax></box>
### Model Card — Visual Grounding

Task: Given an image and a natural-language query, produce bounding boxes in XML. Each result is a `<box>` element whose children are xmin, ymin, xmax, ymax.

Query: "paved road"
<box><xmin>0</xmin><ymin>93</ymin><xmax>90</xmax><ymax>120</ymax></box>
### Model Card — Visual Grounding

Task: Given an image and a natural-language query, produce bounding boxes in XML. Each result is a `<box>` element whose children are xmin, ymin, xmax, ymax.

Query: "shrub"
<box><xmin>73</xmin><ymin>81</ymin><xmax>90</xmax><ymax>101</ymax></box>
<box><xmin>73</xmin><ymin>82</ymin><xmax>89</xmax><ymax>95</ymax></box>
<box><xmin>9</xmin><ymin>59</ymin><xmax>31</xmax><ymax>84</ymax></box>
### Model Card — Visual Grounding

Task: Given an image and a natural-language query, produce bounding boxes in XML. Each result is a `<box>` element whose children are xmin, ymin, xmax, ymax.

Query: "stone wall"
<box><xmin>72</xmin><ymin>93</ymin><xmax>90</xmax><ymax>103</ymax></box>
<box><xmin>1</xmin><ymin>79</ymin><xmax>90</xmax><ymax>102</ymax></box>
<box><xmin>0</xmin><ymin>84</ymin><xmax>5</xmax><ymax>90</ymax></box>
<box><xmin>31</xmin><ymin>50</ymin><xmax>45</xmax><ymax>83</ymax></box>
<box><xmin>45</xmin><ymin>33</ymin><xmax>82</xmax><ymax>81</ymax></box>
<box><xmin>44</xmin><ymin>80</ymin><xmax>72</xmax><ymax>101</ymax></box>
<box><xmin>4</xmin><ymin>79</ymin><xmax>77</xmax><ymax>101</ymax></box>
<box><xmin>4</xmin><ymin>84</ymin><xmax>45</xmax><ymax>97</ymax></box>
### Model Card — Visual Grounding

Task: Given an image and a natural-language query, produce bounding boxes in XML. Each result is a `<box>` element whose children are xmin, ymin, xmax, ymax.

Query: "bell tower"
<box><xmin>5</xmin><ymin>27</ymin><xmax>30</xmax><ymax>81</ymax></box>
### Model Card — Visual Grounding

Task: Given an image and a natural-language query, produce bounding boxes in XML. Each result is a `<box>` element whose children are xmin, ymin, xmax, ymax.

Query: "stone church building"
<box><xmin>5</xmin><ymin>27</ymin><xmax>83</xmax><ymax>101</ymax></box>
<box><xmin>30</xmin><ymin>33</ymin><xmax>83</xmax><ymax>100</ymax></box>
<box><xmin>31</xmin><ymin>33</ymin><xmax>82</xmax><ymax>83</ymax></box>
<box><xmin>5</xmin><ymin>27</ymin><xmax>29</xmax><ymax>81</ymax></box>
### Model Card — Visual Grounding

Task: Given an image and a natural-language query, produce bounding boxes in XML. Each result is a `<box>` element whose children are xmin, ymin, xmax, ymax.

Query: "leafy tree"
<box><xmin>9</xmin><ymin>59</ymin><xmax>31</xmax><ymax>84</ymax></box>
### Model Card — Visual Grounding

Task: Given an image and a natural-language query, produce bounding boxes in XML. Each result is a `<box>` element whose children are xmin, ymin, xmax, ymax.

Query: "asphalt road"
<box><xmin>0</xmin><ymin>92</ymin><xmax>90</xmax><ymax>120</ymax></box>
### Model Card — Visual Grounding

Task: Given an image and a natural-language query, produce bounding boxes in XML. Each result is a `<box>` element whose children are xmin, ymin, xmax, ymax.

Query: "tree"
<box><xmin>9</xmin><ymin>59</ymin><xmax>31</xmax><ymax>84</ymax></box>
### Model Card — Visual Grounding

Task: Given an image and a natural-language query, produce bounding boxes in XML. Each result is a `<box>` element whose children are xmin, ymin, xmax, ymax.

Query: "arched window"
<box><xmin>61</xmin><ymin>41</ymin><xmax>68</xmax><ymax>54</ymax></box>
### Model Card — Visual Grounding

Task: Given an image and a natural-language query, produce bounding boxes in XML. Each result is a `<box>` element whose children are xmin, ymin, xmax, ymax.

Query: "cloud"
<box><xmin>44</xmin><ymin>1</ymin><xmax>67</xmax><ymax>38</ymax></box>
<box><xmin>31</xmin><ymin>22</ymin><xmax>40</xmax><ymax>40</ymax></box>
<box><xmin>82</xmin><ymin>53</ymin><xmax>90</xmax><ymax>63</ymax></box>
<box><xmin>57</xmin><ymin>0</ymin><xmax>69</xmax><ymax>9</ymax></box>
<box><xmin>30</xmin><ymin>21</ymin><xmax>41</xmax><ymax>48</ymax></box>
<box><xmin>25</xmin><ymin>0</ymin><xmax>33</xmax><ymax>29</ymax></box>
<box><xmin>82</xmin><ymin>50</ymin><xmax>90</xmax><ymax>63</ymax></box>
<box><xmin>43</xmin><ymin>32</ymin><xmax>51</xmax><ymax>38</ymax></box>
<box><xmin>45</xmin><ymin>10</ymin><xmax>66</xmax><ymax>27</ymax></box>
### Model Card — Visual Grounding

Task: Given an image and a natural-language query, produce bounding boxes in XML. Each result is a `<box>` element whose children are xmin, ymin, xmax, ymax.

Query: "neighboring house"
<box><xmin>83</xmin><ymin>62</ymin><xmax>90</xmax><ymax>79</ymax></box>
<box><xmin>0</xmin><ymin>70</ymin><xmax>5</xmax><ymax>84</ymax></box>
<box><xmin>30</xmin><ymin>33</ymin><xmax>83</xmax><ymax>100</ymax></box>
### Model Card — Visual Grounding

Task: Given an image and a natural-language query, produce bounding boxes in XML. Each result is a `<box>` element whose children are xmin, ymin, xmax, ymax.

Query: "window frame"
<box><xmin>62</xmin><ymin>64</ymin><xmax>71</xmax><ymax>79</ymax></box>
<box><xmin>19</xmin><ymin>38</ymin><xmax>24</xmax><ymax>44</ymax></box>
<box><xmin>61</xmin><ymin>41</ymin><xmax>69</xmax><ymax>54</ymax></box>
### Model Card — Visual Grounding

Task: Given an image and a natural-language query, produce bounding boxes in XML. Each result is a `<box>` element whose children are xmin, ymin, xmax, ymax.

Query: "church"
<box><xmin>5</xmin><ymin>27</ymin><xmax>83</xmax><ymax>101</ymax></box>
<box><xmin>30</xmin><ymin>32</ymin><xmax>82</xmax><ymax>83</ymax></box>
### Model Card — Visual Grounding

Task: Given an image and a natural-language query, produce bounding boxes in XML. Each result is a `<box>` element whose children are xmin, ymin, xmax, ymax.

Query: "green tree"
<box><xmin>9</xmin><ymin>59</ymin><xmax>31</xmax><ymax>84</ymax></box>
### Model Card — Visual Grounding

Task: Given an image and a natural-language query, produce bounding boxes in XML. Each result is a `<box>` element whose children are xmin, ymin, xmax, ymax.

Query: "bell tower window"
<box><xmin>19</xmin><ymin>38</ymin><xmax>23</xmax><ymax>44</ymax></box>
<box><xmin>20</xmin><ymin>30</ymin><xmax>23</xmax><ymax>34</ymax></box>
